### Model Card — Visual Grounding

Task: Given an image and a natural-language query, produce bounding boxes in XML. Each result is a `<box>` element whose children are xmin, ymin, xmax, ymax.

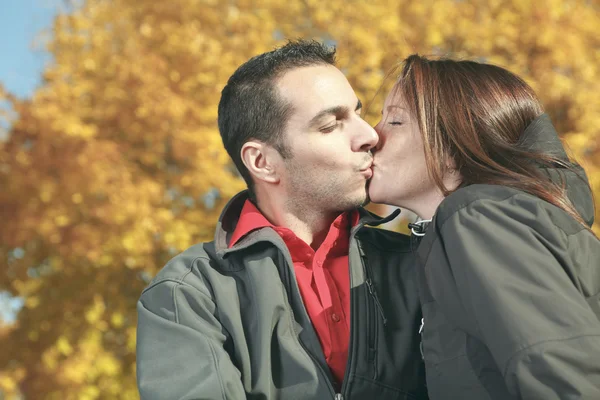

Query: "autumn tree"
<box><xmin>1</xmin><ymin>0</ymin><xmax>599</xmax><ymax>398</ymax></box>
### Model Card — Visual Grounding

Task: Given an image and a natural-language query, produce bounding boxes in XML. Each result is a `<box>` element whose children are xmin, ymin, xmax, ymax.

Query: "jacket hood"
<box><xmin>520</xmin><ymin>113</ymin><xmax>594</xmax><ymax>227</ymax></box>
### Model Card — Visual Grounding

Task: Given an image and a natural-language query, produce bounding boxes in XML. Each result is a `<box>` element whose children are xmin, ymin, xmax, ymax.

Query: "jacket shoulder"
<box><xmin>143</xmin><ymin>241</ymin><xmax>218</xmax><ymax>293</ymax></box>
<box><xmin>435</xmin><ymin>184</ymin><xmax>585</xmax><ymax>236</ymax></box>
<box><xmin>436</xmin><ymin>184</ymin><xmax>523</xmax><ymax>221</ymax></box>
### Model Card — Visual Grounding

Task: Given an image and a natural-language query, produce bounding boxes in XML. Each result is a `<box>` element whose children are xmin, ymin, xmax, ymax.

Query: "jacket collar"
<box><xmin>521</xmin><ymin>113</ymin><xmax>594</xmax><ymax>227</ymax></box>
<box><xmin>521</xmin><ymin>113</ymin><xmax>569</xmax><ymax>158</ymax></box>
<box><xmin>214</xmin><ymin>190</ymin><xmax>401</xmax><ymax>257</ymax></box>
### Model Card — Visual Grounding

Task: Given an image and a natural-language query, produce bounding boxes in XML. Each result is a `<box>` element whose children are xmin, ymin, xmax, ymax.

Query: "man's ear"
<box><xmin>240</xmin><ymin>140</ymin><xmax>281</xmax><ymax>184</ymax></box>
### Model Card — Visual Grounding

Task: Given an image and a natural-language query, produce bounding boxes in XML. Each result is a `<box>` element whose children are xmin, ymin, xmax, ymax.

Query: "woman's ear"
<box><xmin>442</xmin><ymin>153</ymin><xmax>463</xmax><ymax>190</ymax></box>
<box><xmin>240</xmin><ymin>141</ymin><xmax>281</xmax><ymax>184</ymax></box>
<box><xmin>442</xmin><ymin>150</ymin><xmax>458</xmax><ymax>173</ymax></box>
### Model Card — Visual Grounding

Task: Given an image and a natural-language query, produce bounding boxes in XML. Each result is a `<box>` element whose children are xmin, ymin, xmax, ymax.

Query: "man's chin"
<box><xmin>360</xmin><ymin>193</ymin><xmax>371</xmax><ymax>208</ymax></box>
<box><xmin>360</xmin><ymin>179</ymin><xmax>372</xmax><ymax>207</ymax></box>
<box><xmin>337</xmin><ymin>191</ymin><xmax>368</xmax><ymax>211</ymax></box>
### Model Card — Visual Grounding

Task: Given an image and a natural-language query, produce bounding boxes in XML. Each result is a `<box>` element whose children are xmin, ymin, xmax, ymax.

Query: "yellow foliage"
<box><xmin>0</xmin><ymin>375</ymin><xmax>17</xmax><ymax>393</ymax></box>
<box><xmin>1</xmin><ymin>0</ymin><xmax>599</xmax><ymax>398</ymax></box>
<box><xmin>56</xmin><ymin>336</ymin><xmax>73</xmax><ymax>356</ymax></box>
<box><xmin>0</xmin><ymin>366</ymin><xmax>25</xmax><ymax>399</ymax></box>
<box><xmin>111</xmin><ymin>313</ymin><xmax>125</xmax><ymax>328</ymax></box>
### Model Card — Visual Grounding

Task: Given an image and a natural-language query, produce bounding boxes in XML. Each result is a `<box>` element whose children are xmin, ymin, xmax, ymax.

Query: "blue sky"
<box><xmin>0</xmin><ymin>0</ymin><xmax>59</xmax><ymax>99</ymax></box>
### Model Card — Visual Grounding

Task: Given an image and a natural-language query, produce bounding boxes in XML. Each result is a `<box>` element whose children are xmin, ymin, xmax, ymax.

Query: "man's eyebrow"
<box><xmin>308</xmin><ymin>105</ymin><xmax>349</xmax><ymax>127</ymax></box>
<box><xmin>308</xmin><ymin>99</ymin><xmax>362</xmax><ymax>128</ymax></box>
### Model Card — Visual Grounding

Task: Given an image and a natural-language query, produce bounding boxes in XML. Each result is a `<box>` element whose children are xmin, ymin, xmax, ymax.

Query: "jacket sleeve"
<box><xmin>136</xmin><ymin>269</ymin><xmax>245</xmax><ymax>400</ymax></box>
<box><xmin>434</xmin><ymin>198</ymin><xmax>600</xmax><ymax>400</ymax></box>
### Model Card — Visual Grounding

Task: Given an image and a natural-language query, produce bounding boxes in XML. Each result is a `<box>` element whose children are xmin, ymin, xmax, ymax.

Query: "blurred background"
<box><xmin>0</xmin><ymin>0</ymin><xmax>599</xmax><ymax>398</ymax></box>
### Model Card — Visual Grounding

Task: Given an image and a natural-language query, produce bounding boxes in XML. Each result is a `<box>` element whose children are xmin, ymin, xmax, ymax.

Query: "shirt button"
<box><xmin>331</xmin><ymin>313</ymin><xmax>341</xmax><ymax>322</ymax></box>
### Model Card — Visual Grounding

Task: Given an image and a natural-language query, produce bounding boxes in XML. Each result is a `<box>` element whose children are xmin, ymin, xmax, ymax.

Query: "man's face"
<box><xmin>275</xmin><ymin>65</ymin><xmax>378</xmax><ymax>213</ymax></box>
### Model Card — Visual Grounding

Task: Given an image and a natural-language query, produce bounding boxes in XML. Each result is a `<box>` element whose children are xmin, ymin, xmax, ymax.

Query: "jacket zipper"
<box><xmin>358</xmin><ymin>241</ymin><xmax>386</xmax><ymax>381</ymax></box>
<box><xmin>365</xmin><ymin>279</ymin><xmax>387</xmax><ymax>325</ymax></box>
<box><xmin>358</xmin><ymin>242</ymin><xmax>388</xmax><ymax>325</ymax></box>
<box><xmin>278</xmin><ymin>251</ymin><xmax>338</xmax><ymax>398</ymax></box>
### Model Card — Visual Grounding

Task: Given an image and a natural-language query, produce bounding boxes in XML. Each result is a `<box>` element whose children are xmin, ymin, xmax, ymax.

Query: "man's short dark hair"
<box><xmin>218</xmin><ymin>40</ymin><xmax>336</xmax><ymax>197</ymax></box>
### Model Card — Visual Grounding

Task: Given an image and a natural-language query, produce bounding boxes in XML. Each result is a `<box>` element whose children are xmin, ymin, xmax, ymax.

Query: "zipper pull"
<box><xmin>334</xmin><ymin>394</ymin><xmax>344</xmax><ymax>400</ymax></box>
<box><xmin>366</xmin><ymin>278</ymin><xmax>375</xmax><ymax>297</ymax></box>
<box><xmin>419</xmin><ymin>317</ymin><xmax>425</xmax><ymax>360</ymax></box>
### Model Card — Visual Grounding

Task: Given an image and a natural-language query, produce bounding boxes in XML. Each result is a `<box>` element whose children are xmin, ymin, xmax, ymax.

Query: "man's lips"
<box><xmin>360</xmin><ymin>164</ymin><xmax>373</xmax><ymax>179</ymax></box>
<box><xmin>359</xmin><ymin>160</ymin><xmax>373</xmax><ymax>171</ymax></box>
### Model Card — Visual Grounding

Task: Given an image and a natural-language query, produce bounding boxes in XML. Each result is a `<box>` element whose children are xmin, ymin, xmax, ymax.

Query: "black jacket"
<box><xmin>137</xmin><ymin>192</ymin><xmax>428</xmax><ymax>399</ymax></box>
<box><xmin>414</xmin><ymin>114</ymin><xmax>600</xmax><ymax>399</ymax></box>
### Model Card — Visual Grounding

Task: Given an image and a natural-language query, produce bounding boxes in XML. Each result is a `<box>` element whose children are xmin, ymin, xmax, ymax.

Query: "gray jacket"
<box><xmin>136</xmin><ymin>193</ymin><xmax>428</xmax><ymax>399</ymax></box>
<box><xmin>415</xmin><ymin>114</ymin><xmax>600</xmax><ymax>399</ymax></box>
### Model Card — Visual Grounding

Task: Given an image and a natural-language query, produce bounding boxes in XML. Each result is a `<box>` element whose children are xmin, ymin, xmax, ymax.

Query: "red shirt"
<box><xmin>229</xmin><ymin>200</ymin><xmax>359</xmax><ymax>387</ymax></box>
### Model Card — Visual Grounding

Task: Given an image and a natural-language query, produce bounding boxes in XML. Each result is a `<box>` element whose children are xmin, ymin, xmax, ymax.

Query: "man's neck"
<box><xmin>255</xmin><ymin>192</ymin><xmax>340</xmax><ymax>249</ymax></box>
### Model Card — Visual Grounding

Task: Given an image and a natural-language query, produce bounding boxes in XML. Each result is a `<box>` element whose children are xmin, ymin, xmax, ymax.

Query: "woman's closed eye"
<box><xmin>389</xmin><ymin>121</ymin><xmax>403</xmax><ymax>126</ymax></box>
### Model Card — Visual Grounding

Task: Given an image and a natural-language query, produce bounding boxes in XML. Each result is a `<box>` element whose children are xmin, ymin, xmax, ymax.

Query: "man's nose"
<box><xmin>372</xmin><ymin>120</ymin><xmax>383</xmax><ymax>152</ymax></box>
<box><xmin>354</xmin><ymin>118</ymin><xmax>379</xmax><ymax>152</ymax></box>
<box><xmin>373</xmin><ymin>120</ymin><xmax>383</xmax><ymax>135</ymax></box>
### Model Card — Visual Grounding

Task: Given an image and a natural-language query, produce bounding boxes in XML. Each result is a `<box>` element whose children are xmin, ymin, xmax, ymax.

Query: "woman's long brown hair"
<box><xmin>395</xmin><ymin>54</ymin><xmax>592</xmax><ymax>229</ymax></box>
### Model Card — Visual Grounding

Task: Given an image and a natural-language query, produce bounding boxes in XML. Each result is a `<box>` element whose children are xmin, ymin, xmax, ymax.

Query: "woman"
<box><xmin>368</xmin><ymin>55</ymin><xmax>600</xmax><ymax>399</ymax></box>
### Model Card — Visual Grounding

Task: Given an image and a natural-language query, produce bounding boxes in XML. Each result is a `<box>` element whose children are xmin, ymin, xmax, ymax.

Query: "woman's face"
<box><xmin>368</xmin><ymin>86</ymin><xmax>441</xmax><ymax>215</ymax></box>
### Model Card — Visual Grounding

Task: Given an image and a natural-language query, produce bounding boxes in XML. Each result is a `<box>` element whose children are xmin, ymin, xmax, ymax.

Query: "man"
<box><xmin>136</xmin><ymin>40</ymin><xmax>427</xmax><ymax>399</ymax></box>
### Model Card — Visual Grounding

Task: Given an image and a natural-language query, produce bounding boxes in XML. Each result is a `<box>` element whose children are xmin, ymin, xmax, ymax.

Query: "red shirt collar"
<box><xmin>229</xmin><ymin>200</ymin><xmax>359</xmax><ymax>248</ymax></box>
